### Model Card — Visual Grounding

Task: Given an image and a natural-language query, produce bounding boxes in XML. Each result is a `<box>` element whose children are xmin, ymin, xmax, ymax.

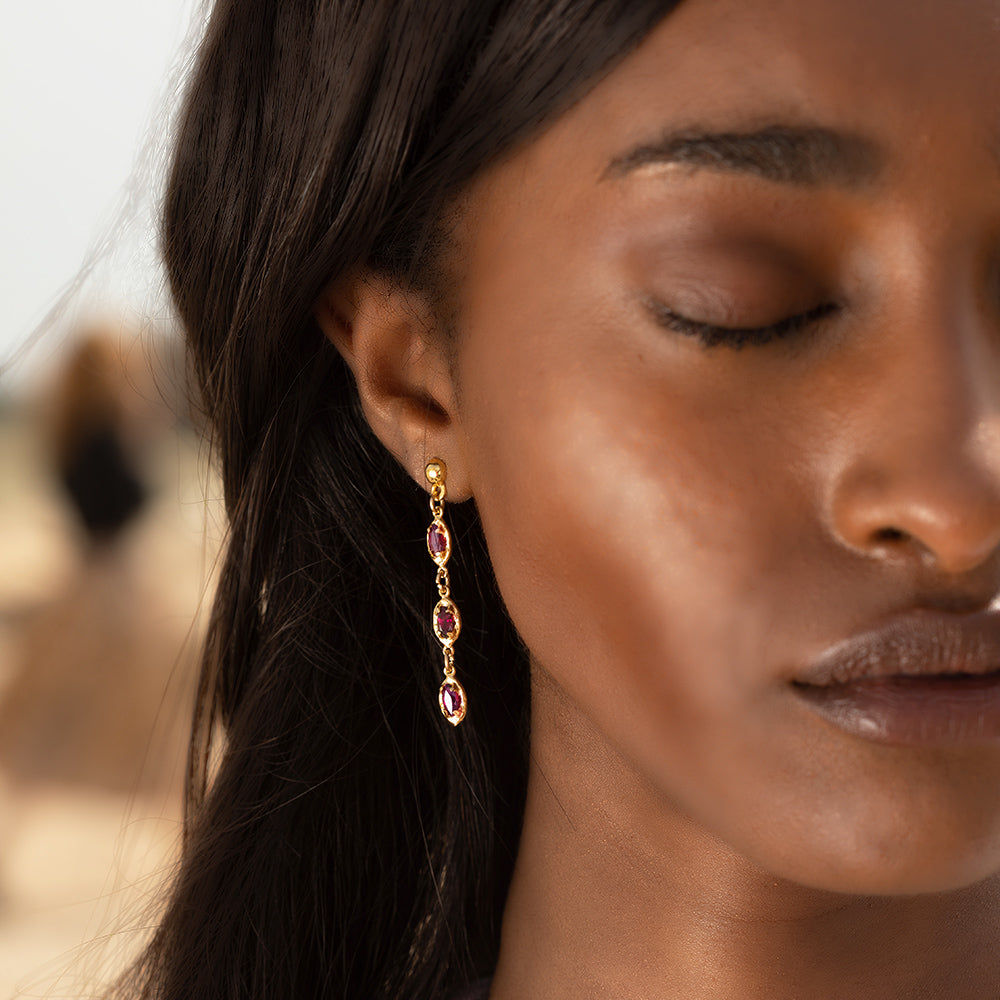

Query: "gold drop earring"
<box><xmin>425</xmin><ymin>459</ymin><xmax>467</xmax><ymax>726</ymax></box>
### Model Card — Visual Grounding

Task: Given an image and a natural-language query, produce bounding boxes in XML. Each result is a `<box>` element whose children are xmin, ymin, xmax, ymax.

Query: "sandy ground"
<box><xmin>0</xmin><ymin>783</ymin><xmax>182</xmax><ymax>998</ymax></box>
<box><xmin>0</xmin><ymin>408</ymin><xmax>222</xmax><ymax>997</ymax></box>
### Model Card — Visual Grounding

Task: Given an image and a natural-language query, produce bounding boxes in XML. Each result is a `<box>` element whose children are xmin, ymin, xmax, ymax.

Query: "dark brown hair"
<box><xmin>122</xmin><ymin>3</ymin><xmax>679</xmax><ymax>998</ymax></box>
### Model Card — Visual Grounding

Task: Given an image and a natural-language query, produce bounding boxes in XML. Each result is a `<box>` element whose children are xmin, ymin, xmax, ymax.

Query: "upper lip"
<box><xmin>793</xmin><ymin>610</ymin><xmax>1000</xmax><ymax>687</ymax></box>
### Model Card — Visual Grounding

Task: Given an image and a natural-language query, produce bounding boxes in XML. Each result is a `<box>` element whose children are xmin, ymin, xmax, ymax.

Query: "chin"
<box><xmin>797</xmin><ymin>858</ymin><xmax>1000</xmax><ymax>898</ymax></box>
<box><xmin>764</xmin><ymin>820</ymin><xmax>1000</xmax><ymax>897</ymax></box>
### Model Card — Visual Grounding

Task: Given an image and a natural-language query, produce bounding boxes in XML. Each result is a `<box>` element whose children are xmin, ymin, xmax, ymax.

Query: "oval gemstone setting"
<box><xmin>427</xmin><ymin>520</ymin><xmax>451</xmax><ymax>564</ymax></box>
<box><xmin>439</xmin><ymin>678</ymin><xmax>467</xmax><ymax>725</ymax></box>
<box><xmin>433</xmin><ymin>598</ymin><xmax>461</xmax><ymax>644</ymax></box>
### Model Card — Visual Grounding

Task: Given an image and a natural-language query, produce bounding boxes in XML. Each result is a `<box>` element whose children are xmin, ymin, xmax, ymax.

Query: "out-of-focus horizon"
<box><xmin>0</xmin><ymin>323</ymin><xmax>224</xmax><ymax>995</ymax></box>
<box><xmin>1</xmin><ymin>3</ymin><xmax>219</xmax><ymax>995</ymax></box>
<box><xmin>2</xmin><ymin>0</ymin><xmax>201</xmax><ymax>389</ymax></box>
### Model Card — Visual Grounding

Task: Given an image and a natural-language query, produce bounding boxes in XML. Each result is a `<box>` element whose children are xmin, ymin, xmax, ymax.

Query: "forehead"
<box><xmin>607</xmin><ymin>0</ymin><xmax>1000</xmax><ymax>133</ymax></box>
<box><xmin>469</xmin><ymin>0</ymin><xmax>1000</xmax><ymax>207</ymax></box>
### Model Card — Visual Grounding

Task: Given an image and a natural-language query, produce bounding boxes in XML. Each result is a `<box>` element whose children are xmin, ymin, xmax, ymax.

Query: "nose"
<box><xmin>828</xmin><ymin>299</ymin><xmax>1000</xmax><ymax>577</ymax></box>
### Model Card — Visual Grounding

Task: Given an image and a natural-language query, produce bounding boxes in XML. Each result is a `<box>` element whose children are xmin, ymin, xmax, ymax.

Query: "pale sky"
<box><xmin>1</xmin><ymin>0</ymin><xmax>200</xmax><ymax>384</ymax></box>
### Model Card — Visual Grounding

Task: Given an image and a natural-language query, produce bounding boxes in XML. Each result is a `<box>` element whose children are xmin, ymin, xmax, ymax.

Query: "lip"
<box><xmin>791</xmin><ymin>611</ymin><xmax>1000</xmax><ymax>746</ymax></box>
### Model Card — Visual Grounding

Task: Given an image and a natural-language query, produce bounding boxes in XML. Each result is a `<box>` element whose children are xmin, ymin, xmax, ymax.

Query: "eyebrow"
<box><xmin>603</xmin><ymin>124</ymin><xmax>883</xmax><ymax>188</ymax></box>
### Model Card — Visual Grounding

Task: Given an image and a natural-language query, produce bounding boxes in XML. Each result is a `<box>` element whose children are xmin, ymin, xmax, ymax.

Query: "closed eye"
<box><xmin>649</xmin><ymin>300</ymin><xmax>841</xmax><ymax>349</ymax></box>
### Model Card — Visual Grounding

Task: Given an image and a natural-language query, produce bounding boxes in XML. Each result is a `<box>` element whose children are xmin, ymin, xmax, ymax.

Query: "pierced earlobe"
<box><xmin>313</xmin><ymin>272</ymin><xmax>470</xmax><ymax>498</ymax></box>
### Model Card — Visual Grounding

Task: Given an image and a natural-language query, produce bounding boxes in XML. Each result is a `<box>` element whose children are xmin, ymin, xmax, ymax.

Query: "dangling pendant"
<box><xmin>439</xmin><ymin>676</ymin><xmax>467</xmax><ymax>726</ymax></box>
<box><xmin>425</xmin><ymin>459</ymin><xmax>468</xmax><ymax>726</ymax></box>
<box><xmin>433</xmin><ymin>598</ymin><xmax>461</xmax><ymax>643</ymax></box>
<box><xmin>427</xmin><ymin>519</ymin><xmax>450</xmax><ymax>563</ymax></box>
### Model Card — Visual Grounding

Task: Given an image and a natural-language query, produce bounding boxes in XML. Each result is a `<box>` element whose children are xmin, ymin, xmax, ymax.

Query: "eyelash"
<box><xmin>650</xmin><ymin>300</ymin><xmax>841</xmax><ymax>349</ymax></box>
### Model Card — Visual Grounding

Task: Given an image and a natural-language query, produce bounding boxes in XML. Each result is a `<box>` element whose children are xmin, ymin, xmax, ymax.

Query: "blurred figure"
<box><xmin>0</xmin><ymin>324</ymin><xmax>199</xmax><ymax>794</ymax></box>
<box><xmin>49</xmin><ymin>334</ymin><xmax>147</xmax><ymax>543</ymax></box>
<box><xmin>0</xmin><ymin>323</ymin><xmax>214</xmax><ymax>995</ymax></box>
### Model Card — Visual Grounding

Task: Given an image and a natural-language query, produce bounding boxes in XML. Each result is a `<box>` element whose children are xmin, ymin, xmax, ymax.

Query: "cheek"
<box><xmin>463</xmin><ymin>346</ymin><xmax>1000</xmax><ymax>892</ymax></box>
<box><xmin>449</xmin><ymin>149</ymin><xmax>1000</xmax><ymax>896</ymax></box>
<box><xmin>455</xmin><ymin>280</ymin><xmax>800</xmax><ymax>781</ymax></box>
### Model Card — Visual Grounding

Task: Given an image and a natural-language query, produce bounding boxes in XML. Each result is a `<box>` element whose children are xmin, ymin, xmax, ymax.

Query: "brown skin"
<box><xmin>318</xmin><ymin>0</ymin><xmax>1000</xmax><ymax>995</ymax></box>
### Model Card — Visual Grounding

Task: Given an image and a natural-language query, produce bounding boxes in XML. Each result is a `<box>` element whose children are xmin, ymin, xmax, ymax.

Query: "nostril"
<box><xmin>873</xmin><ymin>527</ymin><xmax>908</xmax><ymax>544</ymax></box>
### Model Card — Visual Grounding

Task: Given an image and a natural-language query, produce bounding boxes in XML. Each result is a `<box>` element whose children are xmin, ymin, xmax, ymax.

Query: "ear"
<box><xmin>314</xmin><ymin>271</ymin><xmax>471</xmax><ymax>500</ymax></box>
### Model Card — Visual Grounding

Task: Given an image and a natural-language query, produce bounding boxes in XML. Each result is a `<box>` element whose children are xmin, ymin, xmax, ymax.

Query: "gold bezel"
<box><xmin>426</xmin><ymin>518</ymin><xmax>451</xmax><ymax>566</ymax></box>
<box><xmin>433</xmin><ymin>597</ymin><xmax>461</xmax><ymax>645</ymax></box>
<box><xmin>438</xmin><ymin>677</ymin><xmax>467</xmax><ymax>725</ymax></box>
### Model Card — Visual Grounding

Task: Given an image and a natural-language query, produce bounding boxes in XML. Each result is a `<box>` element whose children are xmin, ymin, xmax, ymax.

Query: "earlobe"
<box><xmin>314</xmin><ymin>271</ymin><xmax>471</xmax><ymax>500</ymax></box>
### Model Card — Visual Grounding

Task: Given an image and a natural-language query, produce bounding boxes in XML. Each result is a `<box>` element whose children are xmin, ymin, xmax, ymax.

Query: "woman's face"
<box><xmin>449</xmin><ymin>0</ymin><xmax>1000</xmax><ymax>894</ymax></box>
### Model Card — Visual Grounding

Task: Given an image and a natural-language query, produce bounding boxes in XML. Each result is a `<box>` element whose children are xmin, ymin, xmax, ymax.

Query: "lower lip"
<box><xmin>793</xmin><ymin>673</ymin><xmax>1000</xmax><ymax>746</ymax></box>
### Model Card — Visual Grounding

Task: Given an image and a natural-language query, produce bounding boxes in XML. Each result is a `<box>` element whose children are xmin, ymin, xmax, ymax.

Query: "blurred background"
<box><xmin>1</xmin><ymin>1</ymin><xmax>220</xmax><ymax>994</ymax></box>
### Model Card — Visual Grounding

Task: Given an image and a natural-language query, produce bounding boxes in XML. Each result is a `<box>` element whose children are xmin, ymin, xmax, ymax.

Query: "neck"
<box><xmin>491</xmin><ymin>673</ymin><xmax>1000</xmax><ymax>1000</ymax></box>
